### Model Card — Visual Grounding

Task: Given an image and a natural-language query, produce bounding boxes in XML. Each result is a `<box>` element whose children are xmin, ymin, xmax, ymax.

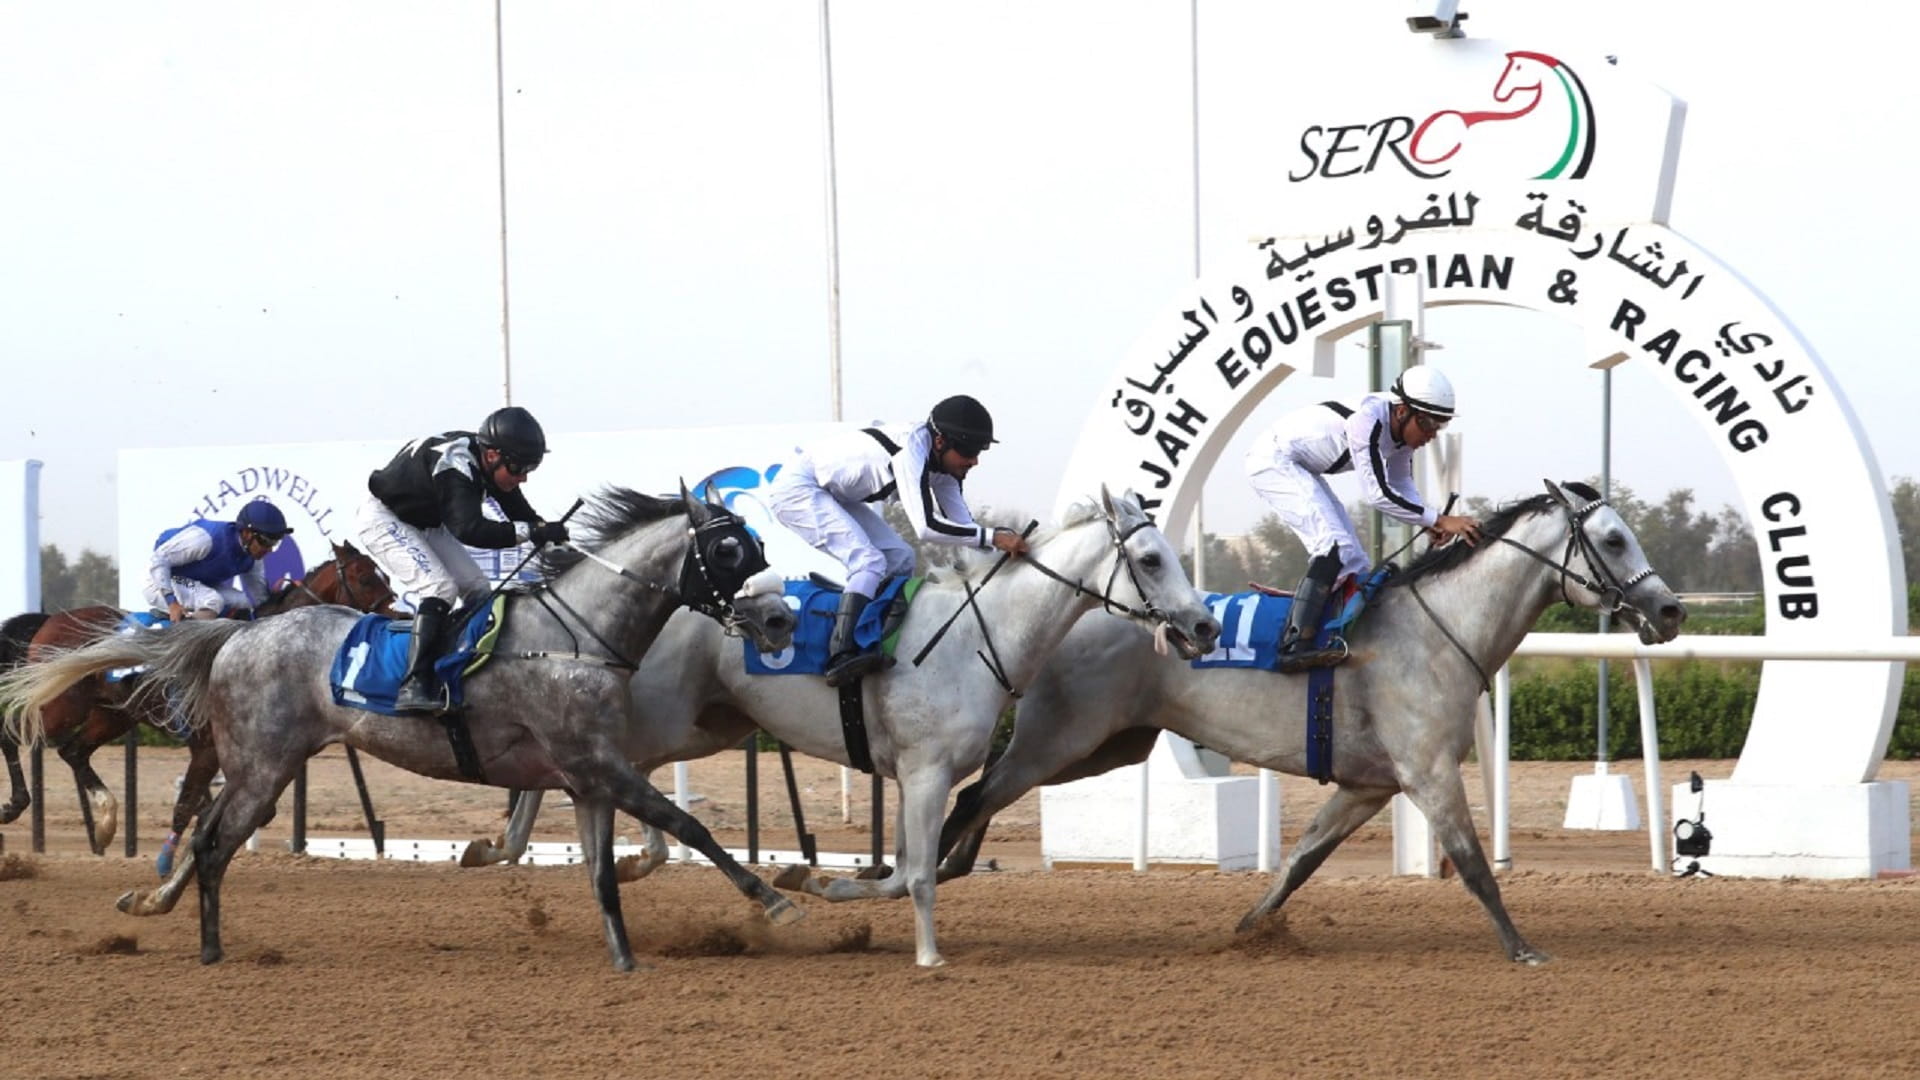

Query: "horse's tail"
<box><xmin>0</xmin><ymin>621</ymin><xmax>245</xmax><ymax>747</ymax></box>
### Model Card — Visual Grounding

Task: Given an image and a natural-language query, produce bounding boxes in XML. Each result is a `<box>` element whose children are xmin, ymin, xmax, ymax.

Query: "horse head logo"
<box><xmin>1408</xmin><ymin>51</ymin><xmax>1595</xmax><ymax>179</ymax></box>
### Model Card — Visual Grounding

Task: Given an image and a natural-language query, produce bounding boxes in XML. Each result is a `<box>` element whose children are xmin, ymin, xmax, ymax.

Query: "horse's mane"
<box><xmin>1386</xmin><ymin>481</ymin><xmax>1601</xmax><ymax>587</ymax></box>
<box><xmin>534</xmin><ymin>487</ymin><xmax>688</xmax><ymax>582</ymax></box>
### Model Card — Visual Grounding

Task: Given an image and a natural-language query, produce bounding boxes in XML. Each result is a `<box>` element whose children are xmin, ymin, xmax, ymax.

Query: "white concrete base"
<box><xmin>1040</xmin><ymin>734</ymin><xmax>1280</xmax><ymax>870</ymax></box>
<box><xmin>1669</xmin><ymin>780</ymin><xmax>1911</xmax><ymax>879</ymax></box>
<box><xmin>1564</xmin><ymin>769</ymin><xmax>1641</xmax><ymax>830</ymax></box>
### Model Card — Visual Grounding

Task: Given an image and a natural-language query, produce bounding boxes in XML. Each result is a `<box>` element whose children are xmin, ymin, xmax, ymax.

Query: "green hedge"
<box><xmin>1507</xmin><ymin>659</ymin><xmax>1920</xmax><ymax>760</ymax></box>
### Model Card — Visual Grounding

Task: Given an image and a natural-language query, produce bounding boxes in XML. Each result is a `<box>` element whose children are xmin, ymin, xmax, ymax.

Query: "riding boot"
<box><xmin>394</xmin><ymin>597</ymin><xmax>451</xmax><ymax>714</ymax></box>
<box><xmin>1277</xmin><ymin>551</ymin><xmax>1346</xmax><ymax>674</ymax></box>
<box><xmin>824</xmin><ymin>590</ymin><xmax>891</xmax><ymax>687</ymax></box>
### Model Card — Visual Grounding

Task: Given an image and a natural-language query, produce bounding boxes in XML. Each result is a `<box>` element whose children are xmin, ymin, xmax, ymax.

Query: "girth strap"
<box><xmin>838</xmin><ymin>682</ymin><xmax>875</xmax><ymax>774</ymax></box>
<box><xmin>441</xmin><ymin>714</ymin><xmax>486</xmax><ymax>782</ymax></box>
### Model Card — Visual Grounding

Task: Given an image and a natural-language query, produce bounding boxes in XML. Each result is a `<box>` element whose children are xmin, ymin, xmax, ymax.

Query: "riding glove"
<box><xmin>529</xmin><ymin>521</ymin><xmax>570</xmax><ymax>546</ymax></box>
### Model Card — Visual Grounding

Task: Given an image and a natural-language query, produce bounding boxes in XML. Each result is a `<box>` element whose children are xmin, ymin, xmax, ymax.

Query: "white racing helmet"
<box><xmin>1390</xmin><ymin>366</ymin><xmax>1456</xmax><ymax>419</ymax></box>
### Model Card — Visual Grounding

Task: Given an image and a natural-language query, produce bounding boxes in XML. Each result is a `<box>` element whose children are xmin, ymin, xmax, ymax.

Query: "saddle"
<box><xmin>1189</xmin><ymin>566</ymin><xmax>1390</xmax><ymax>673</ymax></box>
<box><xmin>741</xmin><ymin>575</ymin><xmax>920</xmax><ymax>677</ymax></box>
<box><xmin>328</xmin><ymin>597</ymin><xmax>506</xmax><ymax>716</ymax></box>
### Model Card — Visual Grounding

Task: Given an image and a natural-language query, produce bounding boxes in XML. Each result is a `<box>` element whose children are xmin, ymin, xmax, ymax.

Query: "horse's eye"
<box><xmin>710</xmin><ymin>536</ymin><xmax>744</xmax><ymax>570</ymax></box>
<box><xmin>1605</xmin><ymin>533</ymin><xmax>1626</xmax><ymax>551</ymax></box>
<box><xmin>1139</xmin><ymin>552</ymin><xmax>1162</xmax><ymax>571</ymax></box>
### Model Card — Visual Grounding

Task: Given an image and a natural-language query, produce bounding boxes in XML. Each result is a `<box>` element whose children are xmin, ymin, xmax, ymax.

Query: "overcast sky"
<box><xmin>2</xmin><ymin>0</ymin><xmax>1910</xmax><ymax>555</ymax></box>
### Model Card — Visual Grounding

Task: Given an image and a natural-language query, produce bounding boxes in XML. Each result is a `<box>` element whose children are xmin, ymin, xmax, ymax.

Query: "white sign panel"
<box><xmin>0</xmin><ymin>460</ymin><xmax>43</xmax><ymax>616</ymax></box>
<box><xmin>118</xmin><ymin>423</ymin><xmax>851</xmax><ymax>611</ymax></box>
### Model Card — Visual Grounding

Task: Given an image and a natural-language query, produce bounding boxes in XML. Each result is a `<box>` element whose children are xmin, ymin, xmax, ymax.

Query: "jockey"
<box><xmin>357</xmin><ymin>405</ymin><xmax>569</xmax><ymax>714</ymax></box>
<box><xmin>145</xmin><ymin>499</ymin><xmax>293</xmax><ymax>622</ymax></box>
<box><xmin>767</xmin><ymin>394</ymin><xmax>1030</xmax><ymax>686</ymax></box>
<box><xmin>1244</xmin><ymin>365</ymin><xmax>1483</xmax><ymax>672</ymax></box>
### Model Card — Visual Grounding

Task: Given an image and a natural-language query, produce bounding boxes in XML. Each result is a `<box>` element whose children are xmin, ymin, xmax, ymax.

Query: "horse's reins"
<box><xmin>516</xmin><ymin>500</ymin><xmax>769</xmax><ymax>671</ymax></box>
<box><xmin>1406</xmin><ymin>495</ymin><xmax>1657</xmax><ymax>694</ymax></box>
<box><xmin>911</xmin><ymin>509</ymin><xmax>1176</xmax><ymax>697</ymax></box>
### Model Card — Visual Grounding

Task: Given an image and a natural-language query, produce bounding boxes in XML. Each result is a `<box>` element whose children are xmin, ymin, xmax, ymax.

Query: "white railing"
<box><xmin>1478</xmin><ymin>632</ymin><xmax>1920</xmax><ymax>876</ymax></box>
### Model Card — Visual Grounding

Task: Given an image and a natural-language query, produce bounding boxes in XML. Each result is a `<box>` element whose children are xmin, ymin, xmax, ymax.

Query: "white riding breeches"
<box><xmin>143</xmin><ymin>578</ymin><xmax>247</xmax><ymax>617</ymax></box>
<box><xmin>767</xmin><ymin>468</ymin><xmax>913</xmax><ymax>597</ymax></box>
<box><xmin>1246</xmin><ymin>455</ymin><xmax>1372</xmax><ymax>581</ymax></box>
<box><xmin>356</xmin><ymin>495</ymin><xmax>490</xmax><ymax>608</ymax></box>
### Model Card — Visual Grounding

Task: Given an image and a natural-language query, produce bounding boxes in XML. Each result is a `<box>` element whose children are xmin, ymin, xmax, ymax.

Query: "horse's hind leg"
<box><xmin>1238</xmin><ymin>784</ymin><xmax>1393</xmax><ymax>932</ymax></box>
<box><xmin>1397</xmin><ymin>767</ymin><xmax>1548</xmax><ymax>966</ymax></box>
<box><xmin>57</xmin><ymin>736</ymin><xmax>118</xmax><ymax>856</ymax></box>
<box><xmin>606</xmin><ymin>768</ymin><xmax>802</xmax><ymax>927</ymax></box>
<box><xmin>0</xmin><ymin>733</ymin><xmax>29</xmax><ymax>824</ymax></box>
<box><xmin>194</xmin><ymin>759</ymin><xmax>302</xmax><ymax>965</ymax></box>
<box><xmin>460</xmin><ymin>788</ymin><xmax>543</xmax><ymax>868</ymax></box>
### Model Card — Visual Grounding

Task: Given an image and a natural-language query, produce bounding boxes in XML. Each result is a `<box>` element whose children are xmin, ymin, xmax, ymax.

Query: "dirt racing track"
<box><xmin>3</xmin><ymin>752</ymin><xmax>1917</xmax><ymax>1079</ymax></box>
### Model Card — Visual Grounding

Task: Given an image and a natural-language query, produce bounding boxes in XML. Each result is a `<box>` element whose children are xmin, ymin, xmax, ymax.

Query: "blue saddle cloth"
<box><xmin>1190</xmin><ymin>568</ymin><xmax>1391</xmax><ymax>671</ymax></box>
<box><xmin>329</xmin><ymin>600</ymin><xmax>502</xmax><ymax>715</ymax></box>
<box><xmin>743</xmin><ymin>576</ymin><xmax>915</xmax><ymax>676</ymax></box>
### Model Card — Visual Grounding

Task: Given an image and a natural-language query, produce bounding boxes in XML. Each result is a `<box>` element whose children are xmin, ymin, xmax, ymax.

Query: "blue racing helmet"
<box><xmin>236</xmin><ymin>500</ymin><xmax>292</xmax><ymax>538</ymax></box>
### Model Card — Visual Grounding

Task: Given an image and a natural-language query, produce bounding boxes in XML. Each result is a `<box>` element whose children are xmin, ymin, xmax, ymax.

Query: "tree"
<box><xmin>38</xmin><ymin>544</ymin><xmax>119</xmax><ymax>611</ymax></box>
<box><xmin>1891</xmin><ymin>476</ymin><xmax>1920</xmax><ymax>592</ymax></box>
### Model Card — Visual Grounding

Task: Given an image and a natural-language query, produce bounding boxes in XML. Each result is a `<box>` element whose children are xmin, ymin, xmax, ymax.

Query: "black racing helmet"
<box><xmin>476</xmin><ymin>406</ymin><xmax>548</xmax><ymax>471</ymax></box>
<box><xmin>236</xmin><ymin>499</ymin><xmax>292</xmax><ymax>539</ymax></box>
<box><xmin>928</xmin><ymin>395</ymin><xmax>998</xmax><ymax>456</ymax></box>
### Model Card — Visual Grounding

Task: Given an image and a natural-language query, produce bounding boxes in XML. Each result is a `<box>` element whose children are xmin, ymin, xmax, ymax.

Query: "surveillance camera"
<box><xmin>1407</xmin><ymin>1</ymin><xmax>1467</xmax><ymax>37</ymax></box>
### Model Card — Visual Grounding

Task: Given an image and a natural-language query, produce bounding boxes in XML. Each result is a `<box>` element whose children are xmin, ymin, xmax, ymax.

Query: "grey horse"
<box><xmin>1</xmin><ymin>487</ymin><xmax>801</xmax><ymax>972</ymax></box>
<box><xmin>934</xmin><ymin>480</ymin><xmax>1687</xmax><ymax>965</ymax></box>
<box><xmin>461</xmin><ymin>487</ymin><xmax>1223</xmax><ymax>967</ymax></box>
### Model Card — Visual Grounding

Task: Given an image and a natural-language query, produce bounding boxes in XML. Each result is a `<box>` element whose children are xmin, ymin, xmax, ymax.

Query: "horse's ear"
<box><xmin>1542</xmin><ymin>479</ymin><xmax>1571</xmax><ymax>508</ymax></box>
<box><xmin>1099</xmin><ymin>483</ymin><xmax>1117</xmax><ymax>519</ymax></box>
<box><xmin>681</xmin><ymin>480</ymin><xmax>713</xmax><ymax>526</ymax></box>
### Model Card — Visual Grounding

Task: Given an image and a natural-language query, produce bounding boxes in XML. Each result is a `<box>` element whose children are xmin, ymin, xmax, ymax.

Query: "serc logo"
<box><xmin>1291</xmin><ymin>51</ymin><xmax>1595</xmax><ymax>183</ymax></box>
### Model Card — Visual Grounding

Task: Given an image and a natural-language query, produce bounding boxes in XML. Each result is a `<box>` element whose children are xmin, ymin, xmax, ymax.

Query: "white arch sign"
<box><xmin>1053</xmin><ymin>33</ymin><xmax>1906</xmax><ymax>875</ymax></box>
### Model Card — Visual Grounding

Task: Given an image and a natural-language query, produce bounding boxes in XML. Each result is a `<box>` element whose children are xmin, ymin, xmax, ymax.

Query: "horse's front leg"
<box><xmin>1397</xmin><ymin>764</ymin><xmax>1549</xmax><ymax>966</ymax></box>
<box><xmin>1237</xmin><ymin>783</ymin><xmax>1393</xmax><ymax>931</ymax></box>
<box><xmin>774</xmin><ymin>766</ymin><xmax>948</xmax><ymax>967</ymax></box>
<box><xmin>604</xmin><ymin>765</ymin><xmax>802</xmax><ymax>927</ymax></box>
<box><xmin>460</xmin><ymin>788</ymin><xmax>544</xmax><ymax>868</ymax></box>
<box><xmin>158</xmin><ymin>732</ymin><xmax>223</xmax><ymax>876</ymax></box>
<box><xmin>571</xmin><ymin>795</ymin><xmax>639</xmax><ymax>973</ymax></box>
<box><xmin>0</xmin><ymin>734</ymin><xmax>29</xmax><ymax>824</ymax></box>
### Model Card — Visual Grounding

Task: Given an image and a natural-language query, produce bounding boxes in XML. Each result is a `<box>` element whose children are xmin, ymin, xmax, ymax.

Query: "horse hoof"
<box><xmin>115</xmin><ymin>890</ymin><xmax>138</xmax><ymax>914</ymax></box>
<box><xmin>456</xmin><ymin>839</ymin><xmax>498</xmax><ymax>868</ymax></box>
<box><xmin>763</xmin><ymin>896</ymin><xmax>805</xmax><ymax>926</ymax></box>
<box><xmin>771</xmin><ymin>864</ymin><xmax>813</xmax><ymax>892</ymax></box>
<box><xmin>200</xmin><ymin>947</ymin><xmax>223</xmax><ymax>965</ymax></box>
<box><xmin>1514</xmin><ymin>948</ymin><xmax>1552</xmax><ymax>967</ymax></box>
<box><xmin>613</xmin><ymin>854</ymin><xmax>652</xmax><ymax>884</ymax></box>
<box><xmin>0</xmin><ymin>801</ymin><xmax>26</xmax><ymax>825</ymax></box>
<box><xmin>855</xmin><ymin>863</ymin><xmax>893</xmax><ymax>881</ymax></box>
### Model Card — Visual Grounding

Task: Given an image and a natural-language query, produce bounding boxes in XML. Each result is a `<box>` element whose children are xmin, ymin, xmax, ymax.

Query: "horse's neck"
<box><xmin>537</xmin><ymin>521</ymin><xmax>684</xmax><ymax>655</ymax></box>
<box><xmin>1387</xmin><ymin>513</ymin><xmax>1570</xmax><ymax>670</ymax></box>
<box><xmin>935</xmin><ymin>527</ymin><xmax>1110</xmax><ymax>689</ymax></box>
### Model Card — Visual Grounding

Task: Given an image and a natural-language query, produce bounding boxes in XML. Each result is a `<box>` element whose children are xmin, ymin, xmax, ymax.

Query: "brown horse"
<box><xmin>0</xmin><ymin>541</ymin><xmax>400</xmax><ymax>857</ymax></box>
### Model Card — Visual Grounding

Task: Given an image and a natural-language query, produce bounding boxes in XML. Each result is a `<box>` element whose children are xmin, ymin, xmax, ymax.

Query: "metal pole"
<box><xmin>123</xmin><ymin>729</ymin><xmax>137</xmax><ymax>856</ymax></box>
<box><xmin>1596</xmin><ymin>367</ymin><xmax>1612</xmax><ymax>768</ymax></box>
<box><xmin>819</xmin><ymin>0</ymin><xmax>857</xmax><ymax>826</ymax></box>
<box><xmin>493</xmin><ymin>0</ymin><xmax>514</xmax><ymax>405</ymax></box>
<box><xmin>1188</xmin><ymin>0</ymin><xmax>1204</xmax><ymax>591</ymax></box>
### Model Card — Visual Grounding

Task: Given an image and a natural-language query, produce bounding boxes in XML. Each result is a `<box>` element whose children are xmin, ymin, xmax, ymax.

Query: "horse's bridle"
<box><xmin>521</xmin><ymin>506</ymin><xmax>774</xmax><ymax>670</ymax></box>
<box><xmin>938</xmin><ymin>506</ymin><xmax>1181</xmax><ymax>697</ymax></box>
<box><xmin>1408</xmin><ymin>496</ymin><xmax>1658</xmax><ymax>693</ymax></box>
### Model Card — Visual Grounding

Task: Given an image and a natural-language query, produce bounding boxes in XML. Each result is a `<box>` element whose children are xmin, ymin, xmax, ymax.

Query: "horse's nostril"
<box><xmin>1664</xmin><ymin>604</ymin><xmax>1686</xmax><ymax>624</ymax></box>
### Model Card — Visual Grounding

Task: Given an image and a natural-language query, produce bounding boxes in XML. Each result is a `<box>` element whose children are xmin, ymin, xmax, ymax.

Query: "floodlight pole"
<box><xmin>494</xmin><ymin>0</ymin><xmax>514</xmax><ymax>406</ymax></box>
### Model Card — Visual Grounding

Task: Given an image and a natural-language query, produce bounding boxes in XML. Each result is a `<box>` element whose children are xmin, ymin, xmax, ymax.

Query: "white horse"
<box><xmin>936</xmin><ymin>481</ymin><xmax>1687</xmax><ymax>964</ymax></box>
<box><xmin>463</xmin><ymin>488</ymin><xmax>1222</xmax><ymax>967</ymax></box>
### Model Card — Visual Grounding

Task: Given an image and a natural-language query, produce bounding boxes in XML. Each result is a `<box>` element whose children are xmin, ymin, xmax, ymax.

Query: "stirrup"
<box><xmin>824</xmin><ymin>650</ymin><xmax>892</xmax><ymax>688</ymax></box>
<box><xmin>1277</xmin><ymin>639</ymin><xmax>1350</xmax><ymax>674</ymax></box>
<box><xmin>393</xmin><ymin>678</ymin><xmax>446</xmax><ymax>715</ymax></box>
